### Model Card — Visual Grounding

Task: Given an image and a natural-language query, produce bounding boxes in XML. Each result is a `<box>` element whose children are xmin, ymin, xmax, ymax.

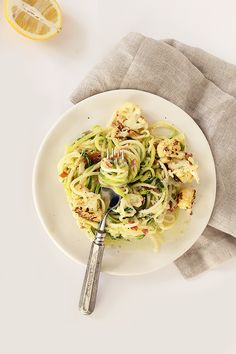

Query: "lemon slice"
<box><xmin>4</xmin><ymin>0</ymin><xmax>62</xmax><ymax>40</ymax></box>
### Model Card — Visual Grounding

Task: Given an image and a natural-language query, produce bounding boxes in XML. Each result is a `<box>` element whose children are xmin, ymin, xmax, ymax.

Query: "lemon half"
<box><xmin>4</xmin><ymin>0</ymin><xmax>62</xmax><ymax>40</ymax></box>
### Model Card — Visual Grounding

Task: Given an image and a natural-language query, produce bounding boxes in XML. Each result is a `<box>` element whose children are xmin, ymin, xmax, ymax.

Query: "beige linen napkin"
<box><xmin>71</xmin><ymin>32</ymin><xmax>236</xmax><ymax>278</ymax></box>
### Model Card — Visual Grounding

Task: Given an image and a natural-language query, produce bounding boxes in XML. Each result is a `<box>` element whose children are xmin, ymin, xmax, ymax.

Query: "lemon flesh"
<box><xmin>4</xmin><ymin>0</ymin><xmax>62</xmax><ymax>40</ymax></box>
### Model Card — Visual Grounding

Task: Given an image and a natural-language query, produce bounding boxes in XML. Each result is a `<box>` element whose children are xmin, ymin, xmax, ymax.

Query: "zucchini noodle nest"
<box><xmin>58</xmin><ymin>102</ymin><xmax>199</xmax><ymax>247</ymax></box>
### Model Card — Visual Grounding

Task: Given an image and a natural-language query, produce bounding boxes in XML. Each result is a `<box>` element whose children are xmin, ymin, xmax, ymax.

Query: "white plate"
<box><xmin>33</xmin><ymin>89</ymin><xmax>216</xmax><ymax>276</ymax></box>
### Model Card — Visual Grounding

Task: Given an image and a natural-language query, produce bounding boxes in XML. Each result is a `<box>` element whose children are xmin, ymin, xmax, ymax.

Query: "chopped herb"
<box><xmin>145</xmin><ymin>176</ymin><xmax>164</xmax><ymax>189</ymax></box>
<box><xmin>81</xmin><ymin>150</ymin><xmax>92</xmax><ymax>166</ymax></box>
<box><xmin>109</xmin><ymin>234</ymin><xmax>123</xmax><ymax>240</ymax></box>
<box><xmin>147</xmin><ymin>218</ymin><xmax>154</xmax><ymax>225</ymax></box>
<box><xmin>136</xmin><ymin>234</ymin><xmax>145</xmax><ymax>240</ymax></box>
<box><xmin>145</xmin><ymin>177</ymin><xmax>155</xmax><ymax>184</ymax></box>
<box><xmin>124</xmin><ymin>207</ymin><xmax>133</xmax><ymax>212</ymax></box>
<box><xmin>156</xmin><ymin>177</ymin><xmax>164</xmax><ymax>190</ymax></box>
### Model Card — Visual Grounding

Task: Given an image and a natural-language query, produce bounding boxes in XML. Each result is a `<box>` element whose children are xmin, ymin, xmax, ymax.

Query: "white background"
<box><xmin>1</xmin><ymin>1</ymin><xmax>236</xmax><ymax>353</ymax></box>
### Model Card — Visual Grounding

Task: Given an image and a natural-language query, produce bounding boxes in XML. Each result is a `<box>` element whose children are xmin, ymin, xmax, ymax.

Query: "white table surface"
<box><xmin>1</xmin><ymin>1</ymin><xmax>236</xmax><ymax>353</ymax></box>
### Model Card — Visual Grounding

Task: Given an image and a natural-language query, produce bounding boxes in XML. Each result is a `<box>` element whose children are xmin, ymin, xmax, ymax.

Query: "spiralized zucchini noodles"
<box><xmin>58</xmin><ymin>102</ymin><xmax>199</xmax><ymax>247</ymax></box>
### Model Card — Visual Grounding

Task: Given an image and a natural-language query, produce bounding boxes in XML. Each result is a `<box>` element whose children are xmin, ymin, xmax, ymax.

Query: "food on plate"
<box><xmin>58</xmin><ymin>102</ymin><xmax>199</xmax><ymax>247</ymax></box>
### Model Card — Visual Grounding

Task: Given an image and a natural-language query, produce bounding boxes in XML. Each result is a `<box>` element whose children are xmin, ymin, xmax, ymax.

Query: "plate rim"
<box><xmin>32</xmin><ymin>89</ymin><xmax>216</xmax><ymax>276</ymax></box>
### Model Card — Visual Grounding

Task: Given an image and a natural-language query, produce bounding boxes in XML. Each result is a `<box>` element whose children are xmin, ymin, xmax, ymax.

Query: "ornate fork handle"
<box><xmin>79</xmin><ymin>214</ymin><xmax>108</xmax><ymax>315</ymax></box>
<box><xmin>79</xmin><ymin>152</ymin><xmax>122</xmax><ymax>315</ymax></box>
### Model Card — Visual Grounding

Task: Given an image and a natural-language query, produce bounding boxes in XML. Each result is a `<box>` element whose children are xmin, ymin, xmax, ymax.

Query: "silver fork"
<box><xmin>79</xmin><ymin>149</ymin><xmax>123</xmax><ymax>315</ymax></box>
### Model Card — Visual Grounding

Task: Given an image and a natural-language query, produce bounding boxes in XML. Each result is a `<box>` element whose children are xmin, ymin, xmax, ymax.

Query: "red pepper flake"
<box><xmin>131</xmin><ymin>159</ymin><xmax>137</xmax><ymax>168</ymax></box>
<box><xmin>89</xmin><ymin>151</ymin><xmax>101</xmax><ymax>163</ymax></box>
<box><xmin>59</xmin><ymin>171</ymin><xmax>68</xmax><ymax>178</ymax></box>
<box><xmin>141</xmin><ymin>228</ymin><xmax>148</xmax><ymax>235</ymax></box>
<box><xmin>131</xmin><ymin>226</ymin><xmax>138</xmax><ymax>231</ymax></box>
<box><xmin>168</xmin><ymin>201</ymin><xmax>178</xmax><ymax>212</ymax></box>
<box><xmin>185</xmin><ymin>152</ymin><xmax>193</xmax><ymax>158</ymax></box>
<box><xmin>105</xmin><ymin>161</ymin><xmax>113</xmax><ymax>168</ymax></box>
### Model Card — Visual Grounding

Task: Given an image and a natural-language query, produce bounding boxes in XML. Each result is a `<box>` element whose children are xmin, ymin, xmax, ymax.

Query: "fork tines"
<box><xmin>106</xmin><ymin>148</ymin><xmax>124</xmax><ymax>161</ymax></box>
